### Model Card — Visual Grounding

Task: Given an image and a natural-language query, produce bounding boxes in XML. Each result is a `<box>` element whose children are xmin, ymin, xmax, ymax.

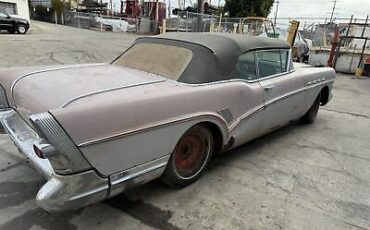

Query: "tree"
<box><xmin>51</xmin><ymin>0</ymin><xmax>73</xmax><ymax>24</ymax></box>
<box><xmin>224</xmin><ymin>0</ymin><xmax>274</xmax><ymax>18</ymax></box>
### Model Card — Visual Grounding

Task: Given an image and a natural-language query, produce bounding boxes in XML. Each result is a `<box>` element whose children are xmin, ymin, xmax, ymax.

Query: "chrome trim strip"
<box><xmin>249</xmin><ymin>69</ymin><xmax>296</xmax><ymax>83</ymax></box>
<box><xmin>10</xmin><ymin>63</ymin><xmax>106</xmax><ymax>103</ymax></box>
<box><xmin>60</xmin><ymin>79</ymin><xmax>166</xmax><ymax>108</ymax></box>
<box><xmin>307</xmin><ymin>77</ymin><xmax>327</xmax><ymax>86</ymax></box>
<box><xmin>217</xmin><ymin>109</ymin><xmax>233</xmax><ymax>124</ymax></box>
<box><xmin>229</xmin><ymin>105</ymin><xmax>265</xmax><ymax>132</ymax></box>
<box><xmin>255</xmin><ymin>52</ymin><xmax>260</xmax><ymax>77</ymax></box>
<box><xmin>287</xmin><ymin>48</ymin><xmax>292</xmax><ymax>71</ymax></box>
<box><xmin>78</xmin><ymin>80</ymin><xmax>334</xmax><ymax>148</ymax></box>
<box><xmin>229</xmin><ymin>80</ymin><xmax>333</xmax><ymax>132</ymax></box>
<box><xmin>70</xmin><ymin>184</ymin><xmax>109</xmax><ymax>201</ymax></box>
<box><xmin>78</xmin><ymin>113</ymin><xmax>228</xmax><ymax>147</ymax></box>
<box><xmin>110</xmin><ymin>155</ymin><xmax>170</xmax><ymax>186</ymax></box>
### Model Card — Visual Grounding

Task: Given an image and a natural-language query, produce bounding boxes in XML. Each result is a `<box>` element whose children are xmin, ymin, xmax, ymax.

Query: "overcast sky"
<box><xmin>112</xmin><ymin>0</ymin><xmax>369</xmax><ymax>23</ymax></box>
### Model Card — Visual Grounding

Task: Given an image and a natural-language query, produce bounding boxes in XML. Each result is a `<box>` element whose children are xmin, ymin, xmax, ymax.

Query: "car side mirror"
<box><xmin>6</xmin><ymin>15</ymin><xmax>10</xmax><ymax>19</ymax></box>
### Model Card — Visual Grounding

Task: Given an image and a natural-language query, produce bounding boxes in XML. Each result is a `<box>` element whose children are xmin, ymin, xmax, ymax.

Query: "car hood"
<box><xmin>9</xmin><ymin>15</ymin><xmax>29</xmax><ymax>23</ymax></box>
<box><xmin>0</xmin><ymin>63</ymin><xmax>173</xmax><ymax>114</ymax></box>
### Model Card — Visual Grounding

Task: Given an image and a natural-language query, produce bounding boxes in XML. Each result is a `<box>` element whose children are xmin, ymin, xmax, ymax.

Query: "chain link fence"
<box><xmin>166</xmin><ymin>12</ymin><xmax>274</xmax><ymax>36</ymax></box>
<box><xmin>33</xmin><ymin>10</ymin><xmax>275</xmax><ymax>36</ymax></box>
<box><xmin>60</xmin><ymin>11</ymin><xmax>159</xmax><ymax>34</ymax></box>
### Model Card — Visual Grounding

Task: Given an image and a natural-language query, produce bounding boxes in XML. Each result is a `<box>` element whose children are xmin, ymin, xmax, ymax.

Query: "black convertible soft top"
<box><xmin>135</xmin><ymin>33</ymin><xmax>290</xmax><ymax>84</ymax></box>
<box><xmin>156</xmin><ymin>32</ymin><xmax>290</xmax><ymax>54</ymax></box>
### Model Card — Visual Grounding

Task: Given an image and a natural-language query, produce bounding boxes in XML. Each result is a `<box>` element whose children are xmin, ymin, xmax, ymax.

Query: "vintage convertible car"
<box><xmin>0</xmin><ymin>33</ymin><xmax>335</xmax><ymax>212</ymax></box>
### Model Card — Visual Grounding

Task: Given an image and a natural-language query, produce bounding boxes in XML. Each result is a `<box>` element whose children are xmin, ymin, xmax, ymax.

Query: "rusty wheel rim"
<box><xmin>174</xmin><ymin>133</ymin><xmax>208</xmax><ymax>179</ymax></box>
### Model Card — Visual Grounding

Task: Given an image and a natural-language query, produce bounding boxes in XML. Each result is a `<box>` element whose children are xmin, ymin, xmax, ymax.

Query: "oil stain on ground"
<box><xmin>108</xmin><ymin>195</ymin><xmax>180</xmax><ymax>230</ymax></box>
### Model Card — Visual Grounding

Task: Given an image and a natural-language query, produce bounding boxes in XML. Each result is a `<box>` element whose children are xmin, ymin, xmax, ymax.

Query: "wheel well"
<box><xmin>320</xmin><ymin>86</ymin><xmax>330</xmax><ymax>106</ymax></box>
<box><xmin>16</xmin><ymin>23</ymin><xmax>27</xmax><ymax>28</ymax></box>
<box><xmin>198</xmin><ymin>122</ymin><xmax>224</xmax><ymax>154</ymax></box>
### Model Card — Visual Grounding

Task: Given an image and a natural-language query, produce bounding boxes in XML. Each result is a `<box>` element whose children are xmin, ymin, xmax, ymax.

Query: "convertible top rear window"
<box><xmin>113</xmin><ymin>43</ymin><xmax>193</xmax><ymax>81</ymax></box>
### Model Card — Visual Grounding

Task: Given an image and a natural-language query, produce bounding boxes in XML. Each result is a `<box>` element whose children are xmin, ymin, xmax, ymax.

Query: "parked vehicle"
<box><xmin>0</xmin><ymin>33</ymin><xmax>335</xmax><ymax>212</ymax></box>
<box><xmin>0</xmin><ymin>11</ymin><xmax>30</xmax><ymax>34</ymax></box>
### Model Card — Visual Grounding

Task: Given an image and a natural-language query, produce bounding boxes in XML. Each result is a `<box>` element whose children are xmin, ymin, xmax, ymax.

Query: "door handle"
<box><xmin>264</xmin><ymin>85</ymin><xmax>274</xmax><ymax>91</ymax></box>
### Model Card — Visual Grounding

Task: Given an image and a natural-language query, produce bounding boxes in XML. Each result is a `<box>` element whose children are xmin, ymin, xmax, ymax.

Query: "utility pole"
<box><xmin>329</xmin><ymin>0</ymin><xmax>337</xmax><ymax>24</ymax></box>
<box><xmin>274</xmin><ymin>1</ymin><xmax>280</xmax><ymax>27</ymax></box>
<box><xmin>196</xmin><ymin>0</ymin><xmax>204</xmax><ymax>32</ymax></box>
<box><xmin>197</xmin><ymin>0</ymin><xmax>204</xmax><ymax>13</ymax></box>
<box><xmin>109</xmin><ymin>0</ymin><xmax>113</xmax><ymax>15</ymax></box>
<box><xmin>168</xmin><ymin>0</ymin><xmax>171</xmax><ymax>18</ymax></box>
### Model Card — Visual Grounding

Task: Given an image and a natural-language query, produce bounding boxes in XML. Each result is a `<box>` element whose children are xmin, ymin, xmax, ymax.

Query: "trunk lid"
<box><xmin>0</xmin><ymin>64</ymin><xmax>168</xmax><ymax>114</ymax></box>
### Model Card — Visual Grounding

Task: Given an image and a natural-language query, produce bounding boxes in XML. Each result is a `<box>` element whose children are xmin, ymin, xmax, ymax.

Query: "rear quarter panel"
<box><xmin>51</xmin><ymin>81</ymin><xmax>263</xmax><ymax>176</ymax></box>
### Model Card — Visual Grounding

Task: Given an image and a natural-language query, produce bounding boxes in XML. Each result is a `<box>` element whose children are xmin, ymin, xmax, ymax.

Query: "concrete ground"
<box><xmin>1</xmin><ymin>21</ymin><xmax>370</xmax><ymax>230</ymax></box>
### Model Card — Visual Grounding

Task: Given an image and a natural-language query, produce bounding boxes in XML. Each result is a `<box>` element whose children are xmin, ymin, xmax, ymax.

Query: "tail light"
<box><xmin>33</xmin><ymin>144</ymin><xmax>45</xmax><ymax>159</ymax></box>
<box><xmin>33</xmin><ymin>138</ymin><xmax>58</xmax><ymax>159</ymax></box>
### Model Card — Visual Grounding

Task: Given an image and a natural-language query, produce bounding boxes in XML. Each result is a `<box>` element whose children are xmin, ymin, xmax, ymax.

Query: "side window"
<box><xmin>232</xmin><ymin>52</ymin><xmax>257</xmax><ymax>81</ymax></box>
<box><xmin>256</xmin><ymin>50</ymin><xmax>283</xmax><ymax>78</ymax></box>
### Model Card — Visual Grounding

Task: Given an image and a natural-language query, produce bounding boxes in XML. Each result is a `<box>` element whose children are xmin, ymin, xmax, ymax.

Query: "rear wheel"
<box><xmin>301</xmin><ymin>93</ymin><xmax>321</xmax><ymax>124</ymax></box>
<box><xmin>161</xmin><ymin>125</ymin><xmax>213</xmax><ymax>188</ymax></box>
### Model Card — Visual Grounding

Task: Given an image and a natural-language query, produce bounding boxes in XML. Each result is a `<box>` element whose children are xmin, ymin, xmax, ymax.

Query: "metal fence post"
<box><xmin>186</xmin><ymin>11</ymin><xmax>189</xmax><ymax>32</ymax></box>
<box><xmin>210</xmin><ymin>21</ymin><xmax>214</xmax><ymax>32</ymax></box>
<box><xmin>162</xmin><ymin>19</ymin><xmax>167</xmax><ymax>33</ymax></box>
<box><xmin>61</xmin><ymin>11</ymin><xmax>64</xmax><ymax>25</ymax></box>
<box><xmin>77</xmin><ymin>12</ymin><xmax>80</xmax><ymax>28</ymax></box>
<box><xmin>233</xmin><ymin>23</ymin><xmax>238</xmax><ymax>33</ymax></box>
<box><xmin>100</xmin><ymin>14</ymin><xmax>103</xmax><ymax>32</ymax></box>
<box><xmin>54</xmin><ymin>10</ymin><xmax>58</xmax><ymax>24</ymax></box>
<box><xmin>218</xmin><ymin>13</ymin><xmax>222</xmax><ymax>32</ymax></box>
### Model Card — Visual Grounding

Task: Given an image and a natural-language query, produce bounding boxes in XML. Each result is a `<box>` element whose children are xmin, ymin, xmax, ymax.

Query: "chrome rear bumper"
<box><xmin>0</xmin><ymin>109</ymin><xmax>109</xmax><ymax>212</ymax></box>
<box><xmin>0</xmin><ymin>109</ymin><xmax>53</xmax><ymax>178</ymax></box>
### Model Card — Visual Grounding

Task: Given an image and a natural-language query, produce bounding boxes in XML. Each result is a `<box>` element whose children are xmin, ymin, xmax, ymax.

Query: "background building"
<box><xmin>0</xmin><ymin>0</ymin><xmax>30</xmax><ymax>20</ymax></box>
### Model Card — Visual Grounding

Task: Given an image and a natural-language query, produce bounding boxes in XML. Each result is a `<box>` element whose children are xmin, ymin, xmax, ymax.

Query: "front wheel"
<box><xmin>161</xmin><ymin>125</ymin><xmax>213</xmax><ymax>188</ymax></box>
<box><xmin>301</xmin><ymin>93</ymin><xmax>321</xmax><ymax>124</ymax></box>
<box><xmin>16</xmin><ymin>24</ymin><xmax>27</xmax><ymax>34</ymax></box>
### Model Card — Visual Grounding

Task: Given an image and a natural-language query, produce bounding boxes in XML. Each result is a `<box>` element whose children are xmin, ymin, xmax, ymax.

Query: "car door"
<box><xmin>229</xmin><ymin>51</ymin><xmax>265</xmax><ymax>146</ymax></box>
<box><xmin>0</xmin><ymin>12</ymin><xmax>12</xmax><ymax>31</ymax></box>
<box><xmin>257</xmin><ymin>49</ymin><xmax>305</xmax><ymax>134</ymax></box>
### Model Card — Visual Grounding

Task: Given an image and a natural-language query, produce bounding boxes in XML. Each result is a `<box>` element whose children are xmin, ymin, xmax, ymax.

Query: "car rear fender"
<box><xmin>66</xmin><ymin>112</ymin><xmax>229</xmax><ymax>177</ymax></box>
<box><xmin>29</xmin><ymin>112</ymin><xmax>92</xmax><ymax>175</ymax></box>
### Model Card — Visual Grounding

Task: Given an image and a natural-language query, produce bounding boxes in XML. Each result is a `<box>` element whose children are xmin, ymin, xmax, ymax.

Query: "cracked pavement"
<box><xmin>1</xmin><ymin>21</ymin><xmax>370</xmax><ymax>230</ymax></box>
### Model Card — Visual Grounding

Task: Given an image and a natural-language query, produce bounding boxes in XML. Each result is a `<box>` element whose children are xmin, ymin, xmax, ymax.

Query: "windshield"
<box><xmin>113</xmin><ymin>43</ymin><xmax>193</xmax><ymax>81</ymax></box>
<box><xmin>0</xmin><ymin>12</ymin><xmax>9</xmax><ymax>18</ymax></box>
